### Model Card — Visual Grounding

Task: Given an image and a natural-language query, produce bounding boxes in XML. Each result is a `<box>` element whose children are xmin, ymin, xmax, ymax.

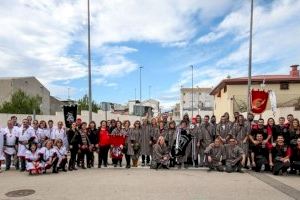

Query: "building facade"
<box><xmin>210</xmin><ymin>65</ymin><xmax>300</xmax><ymax>121</ymax></box>
<box><xmin>180</xmin><ymin>87</ymin><xmax>214</xmax><ymax>119</ymax></box>
<box><xmin>0</xmin><ymin>77</ymin><xmax>51</xmax><ymax>114</ymax></box>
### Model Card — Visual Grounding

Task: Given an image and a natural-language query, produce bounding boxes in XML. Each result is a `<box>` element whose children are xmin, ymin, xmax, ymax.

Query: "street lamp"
<box><xmin>87</xmin><ymin>0</ymin><xmax>92</xmax><ymax>122</ymax></box>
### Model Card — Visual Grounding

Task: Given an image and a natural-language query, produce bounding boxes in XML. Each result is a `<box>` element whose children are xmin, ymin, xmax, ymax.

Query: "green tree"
<box><xmin>77</xmin><ymin>94</ymin><xmax>100</xmax><ymax>114</ymax></box>
<box><xmin>0</xmin><ymin>90</ymin><xmax>42</xmax><ymax>114</ymax></box>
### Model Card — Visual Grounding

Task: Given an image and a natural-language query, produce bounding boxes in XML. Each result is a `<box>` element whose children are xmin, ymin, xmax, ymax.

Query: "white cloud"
<box><xmin>199</xmin><ymin>0</ymin><xmax>300</xmax><ymax>68</ymax></box>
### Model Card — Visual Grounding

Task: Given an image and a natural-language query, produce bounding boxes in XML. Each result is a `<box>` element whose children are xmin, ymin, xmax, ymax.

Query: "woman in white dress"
<box><xmin>25</xmin><ymin>143</ymin><xmax>42</xmax><ymax>175</ymax></box>
<box><xmin>53</xmin><ymin>139</ymin><xmax>68</xmax><ymax>172</ymax></box>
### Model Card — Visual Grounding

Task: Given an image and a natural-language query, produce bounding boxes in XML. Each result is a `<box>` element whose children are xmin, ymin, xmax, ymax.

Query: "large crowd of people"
<box><xmin>0</xmin><ymin>112</ymin><xmax>299</xmax><ymax>176</ymax></box>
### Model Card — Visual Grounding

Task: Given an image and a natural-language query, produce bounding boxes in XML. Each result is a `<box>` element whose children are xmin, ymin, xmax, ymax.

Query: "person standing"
<box><xmin>98</xmin><ymin>121</ymin><xmax>110</xmax><ymax>168</ymax></box>
<box><xmin>78</xmin><ymin>122</ymin><xmax>90</xmax><ymax>169</ymax></box>
<box><xmin>290</xmin><ymin>138</ymin><xmax>300</xmax><ymax>174</ymax></box>
<box><xmin>51</xmin><ymin>121</ymin><xmax>68</xmax><ymax>149</ymax></box>
<box><xmin>122</xmin><ymin>120</ymin><xmax>133</xmax><ymax>168</ymax></box>
<box><xmin>87</xmin><ymin>121</ymin><xmax>98</xmax><ymax>168</ymax></box>
<box><xmin>110</xmin><ymin>121</ymin><xmax>125</xmax><ymax>167</ymax></box>
<box><xmin>3</xmin><ymin>120</ymin><xmax>19</xmax><ymax>171</ymax></box>
<box><xmin>67</xmin><ymin>122</ymin><xmax>81</xmax><ymax>171</ymax></box>
<box><xmin>130</xmin><ymin>120</ymin><xmax>142</xmax><ymax>167</ymax></box>
<box><xmin>199</xmin><ymin>115</ymin><xmax>214</xmax><ymax>167</ymax></box>
<box><xmin>140</xmin><ymin>119</ymin><xmax>151</xmax><ymax>166</ymax></box>
<box><xmin>230</xmin><ymin>115</ymin><xmax>250</xmax><ymax>168</ymax></box>
<box><xmin>18</xmin><ymin>119</ymin><xmax>37</xmax><ymax>171</ymax></box>
<box><xmin>288</xmin><ymin>119</ymin><xmax>300</xmax><ymax>148</ymax></box>
<box><xmin>216</xmin><ymin>115</ymin><xmax>231</xmax><ymax>144</ymax></box>
<box><xmin>165</xmin><ymin>121</ymin><xmax>176</xmax><ymax>167</ymax></box>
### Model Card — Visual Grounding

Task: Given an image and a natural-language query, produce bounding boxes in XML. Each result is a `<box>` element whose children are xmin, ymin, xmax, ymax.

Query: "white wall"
<box><xmin>0</xmin><ymin>110</ymin><xmax>142</xmax><ymax>127</ymax></box>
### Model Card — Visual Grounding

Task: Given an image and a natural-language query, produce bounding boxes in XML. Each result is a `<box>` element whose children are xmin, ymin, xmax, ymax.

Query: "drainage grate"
<box><xmin>5</xmin><ymin>189</ymin><xmax>35</xmax><ymax>197</ymax></box>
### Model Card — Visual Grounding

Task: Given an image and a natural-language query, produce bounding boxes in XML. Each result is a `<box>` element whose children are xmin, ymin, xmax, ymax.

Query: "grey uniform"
<box><xmin>230</xmin><ymin>123</ymin><xmax>250</xmax><ymax>156</ymax></box>
<box><xmin>152</xmin><ymin>143</ymin><xmax>170</xmax><ymax>166</ymax></box>
<box><xmin>130</xmin><ymin>128</ymin><xmax>142</xmax><ymax>160</ymax></box>
<box><xmin>165</xmin><ymin>128</ymin><xmax>176</xmax><ymax>151</ymax></box>
<box><xmin>140</xmin><ymin>125</ymin><xmax>151</xmax><ymax>156</ymax></box>
<box><xmin>122</xmin><ymin>128</ymin><xmax>134</xmax><ymax>156</ymax></box>
<box><xmin>216</xmin><ymin>122</ymin><xmax>231</xmax><ymax>142</ymax></box>
<box><xmin>204</xmin><ymin>144</ymin><xmax>225</xmax><ymax>170</ymax></box>
<box><xmin>224</xmin><ymin>144</ymin><xmax>244</xmax><ymax>172</ymax></box>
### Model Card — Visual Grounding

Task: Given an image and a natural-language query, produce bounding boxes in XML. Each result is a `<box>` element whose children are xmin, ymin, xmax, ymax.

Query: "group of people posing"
<box><xmin>0</xmin><ymin>112</ymin><xmax>299</xmax><ymax>176</ymax></box>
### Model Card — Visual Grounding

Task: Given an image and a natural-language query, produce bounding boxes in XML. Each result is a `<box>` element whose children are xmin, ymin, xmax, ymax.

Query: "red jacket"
<box><xmin>98</xmin><ymin>128</ymin><xmax>110</xmax><ymax>147</ymax></box>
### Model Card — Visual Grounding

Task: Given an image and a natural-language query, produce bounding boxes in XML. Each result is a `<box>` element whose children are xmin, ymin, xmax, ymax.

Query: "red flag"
<box><xmin>251</xmin><ymin>89</ymin><xmax>269</xmax><ymax>114</ymax></box>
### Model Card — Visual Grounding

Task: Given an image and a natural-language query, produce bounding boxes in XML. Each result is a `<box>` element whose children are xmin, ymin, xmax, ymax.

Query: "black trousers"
<box><xmin>87</xmin><ymin>150</ymin><xmax>95</xmax><ymax>167</ymax></box>
<box><xmin>79</xmin><ymin>148</ymin><xmax>89</xmax><ymax>167</ymax></box>
<box><xmin>69</xmin><ymin>148</ymin><xmax>78</xmax><ymax>168</ymax></box>
<box><xmin>125</xmin><ymin>154</ymin><xmax>131</xmax><ymax>167</ymax></box>
<box><xmin>19</xmin><ymin>156</ymin><xmax>26</xmax><ymax>171</ymax></box>
<box><xmin>142</xmin><ymin>155</ymin><xmax>150</xmax><ymax>164</ymax></box>
<box><xmin>98</xmin><ymin>146</ymin><xmax>110</xmax><ymax>166</ymax></box>
<box><xmin>291</xmin><ymin>161</ymin><xmax>300</xmax><ymax>171</ymax></box>
<box><xmin>5</xmin><ymin>153</ymin><xmax>14</xmax><ymax>170</ymax></box>
<box><xmin>253</xmin><ymin>157</ymin><xmax>269</xmax><ymax>172</ymax></box>
<box><xmin>273</xmin><ymin>161</ymin><xmax>290</xmax><ymax>175</ymax></box>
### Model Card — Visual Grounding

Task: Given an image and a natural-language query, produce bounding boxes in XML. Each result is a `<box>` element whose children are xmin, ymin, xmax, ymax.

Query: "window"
<box><xmin>224</xmin><ymin>85</ymin><xmax>227</xmax><ymax>93</ymax></box>
<box><xmin>280</xmin><ymin>82</ymin><xmax>289</xmax><ymax>90</ymax></box>
<box><xmin>217</xmin><ymin>91</ymin><xmax>221</xmax><ymax>98</ymax></box>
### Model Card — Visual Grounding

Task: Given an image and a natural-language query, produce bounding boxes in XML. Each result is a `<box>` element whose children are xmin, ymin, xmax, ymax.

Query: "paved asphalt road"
<box><xmin>0</xmin><ymin>167</ymin><xmax>299</xmax><ymax>200</ymax></box>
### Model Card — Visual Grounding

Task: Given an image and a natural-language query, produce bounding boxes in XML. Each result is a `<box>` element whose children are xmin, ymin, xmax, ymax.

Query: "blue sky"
<box><xmin>0</xmin><ymin>0</ymin><xmax>299</xmax><ymax>110</ymax></box>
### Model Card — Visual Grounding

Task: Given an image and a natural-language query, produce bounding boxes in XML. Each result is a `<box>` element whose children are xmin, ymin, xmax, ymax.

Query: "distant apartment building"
<box><xmin>180</xmin><ymin>87</ymin><xmax>214</xmax><ymax>118</ymax></box>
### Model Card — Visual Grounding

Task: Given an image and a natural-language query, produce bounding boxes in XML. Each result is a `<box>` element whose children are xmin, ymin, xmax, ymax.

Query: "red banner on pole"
<box><xmin>251</xmin><ymin>89</ymin><xmax>269</xmax><ymax>114</ymax></box>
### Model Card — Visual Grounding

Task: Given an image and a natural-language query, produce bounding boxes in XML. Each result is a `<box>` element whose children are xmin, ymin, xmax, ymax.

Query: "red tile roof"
<box><xmin>210</xmin><ymin>74</ymin><xmax>300</xmax><ymax>95</ymax></box>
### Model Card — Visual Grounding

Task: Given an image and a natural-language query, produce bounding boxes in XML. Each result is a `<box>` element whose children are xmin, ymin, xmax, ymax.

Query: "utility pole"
<box><xmin>247</xmin><ymin>0</ymin><xmax>254</xmax><ymax>114</ymax></box>
<box><xmin>87</xmin><ymin>0</ymin><xmax>92</xmax><ymax>122</ymax></box>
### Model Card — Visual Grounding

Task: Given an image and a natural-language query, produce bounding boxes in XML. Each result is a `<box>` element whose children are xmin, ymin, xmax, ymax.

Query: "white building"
<box><xmin>180</xmin><ymin>87</ymin><xmax>214</xmax><ymax>118</ymax></box>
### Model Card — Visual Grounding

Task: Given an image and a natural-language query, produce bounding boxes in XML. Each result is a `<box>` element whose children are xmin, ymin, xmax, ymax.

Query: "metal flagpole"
<box><xmin>247</xmin><ymin>0</ymin><xmax>254</xmax><ymax>114</ymax></box>
<box><xmin>87</xmin><ymin>0</ymin><xmax>92</xmax><ymax>122</ymax></box>
<box><xmin>139</xmin><ymin>66</ymin><xmax>143</xmax><ymax>120</ymax></box>
<box><xmin>191</xmin><ymin>65</ymin><xmax>194</xmax><ymax>118</ymax></box>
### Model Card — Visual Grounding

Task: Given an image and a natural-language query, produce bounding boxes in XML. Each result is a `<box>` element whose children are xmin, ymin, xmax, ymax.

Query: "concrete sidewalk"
<box><xmin>0</xmin><ymin>167</ymin><xmax>299</xmax><ymax>200</ymax></box>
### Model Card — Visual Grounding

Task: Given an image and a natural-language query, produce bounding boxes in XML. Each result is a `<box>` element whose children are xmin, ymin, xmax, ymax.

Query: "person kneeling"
<box><xmin>269</xmin><ymin>135</ymin><xmax>291</xmax><ymax>175</ymax></box>
<box><xmin>251</xmin><ymin>133</ymin><xmax>270</xmax><ymax>172</ymax></box>
<box><xmin>224</xmin><ymin>137</ymin><xmax>245</xmax><ymax>173</ymax></box>
<box><xmin>204</xmin><ymin>138</ymin><xmax>225</xmax><ymax>172</ymax></box>
<box><xmin>39</xmin><ymin>140</ymin><xmax>59</xmax><ymax>174</ymax></box>
<box><xmin>152</xmin><ymin>136</ymin><xmax>170</xmax><ymax>169</ymax></box>
<box><xmin>54</xmin><ymin>139</ymin><xmax>68</xmax><ymax>172</ymax></box>
<box><xmin>25</xmin><ymin>143</ymin><xmax>42</xmax><ymax>175</ymax></box>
